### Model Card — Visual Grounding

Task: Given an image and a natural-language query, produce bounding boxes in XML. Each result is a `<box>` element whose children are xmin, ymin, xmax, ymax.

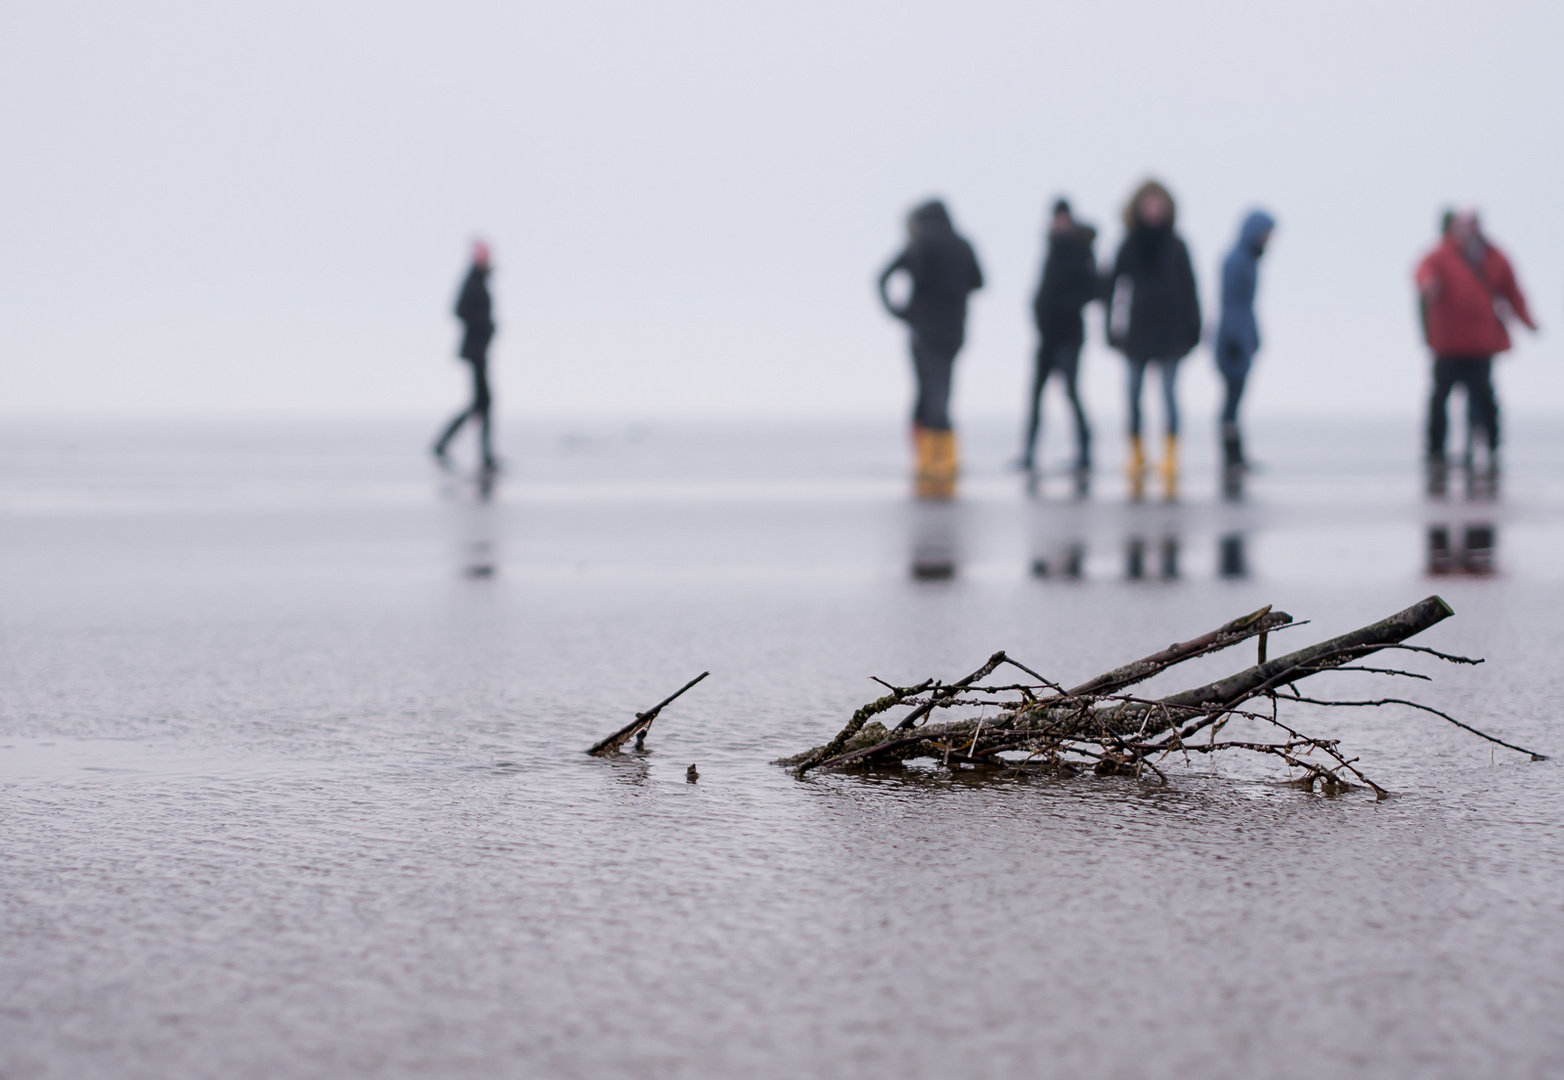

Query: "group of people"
<box><xmin>877</xmin><ymin>185</ymin><xmax>1539</xmax><ymax>502</ymax></box>
<box><xmin>877</xmin><ymin>180</ymin><xmax>1273</xmax><ymax>499</ymax></box>
<box><xmin>430</xmin><ymin>192</ymin><xmax>1537</xmax><ymax>496</ymax></box>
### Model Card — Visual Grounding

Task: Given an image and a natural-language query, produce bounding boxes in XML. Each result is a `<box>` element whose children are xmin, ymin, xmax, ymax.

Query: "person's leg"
<box><xmin>1466</xmin><ymin>358</ymin><xmax>1498</xmax><ymax>453</ymax></box>
<box><xmin>1158</xmin><ymin>357</ymin><xmax>1180</xmax><ymax>436</ymax></box>
<box><xmin>472</xmin><ymin>358</ymin><xmax>495</xmax><ymax>467</ymax></box>
<box><xmin>433</xmin><ymin>358</ymin><xmax>478</xmax><ymax>457</ymax></box>
<box><xmin>1220</xmin><ymin>368</ymin><xmax>1244</xmax><ymax>426</ymax></box>
<box><xmin>433</xmin><ymin>408</ymin><xmax>468</xmax><ymax>456</ymax></box>
<box><xmin>1125</xmin><ymin>358</ymin><xmax>1148</xmax><ymax>494</ymax></box>
<box><xmin>1427</xmin><ymin>357</ymin><xmax>1458</xmax><ymax>461</ymax></box>
<box><xmin>1058</xmin><ymin>343</ymin><xmax>1090</xmax><ymax>469</ymax></box>
<box><xmin>1020</xmin><ymin>343</ymin><xmax>1052</xmax><ymax>468</ymax></box>
<box><xmin>913</xmin><ymin>339</ymin><xmax>955</xmax><ymax>431</ymax></box>
<box><xmin>1220</xmin><ymin>368</ymin><xmax>1247</xmax><ymax>469</ymax></box>
<box><xmin>1156</xmin><ymin>358</ymin><xmax>1180</xmax><ymax>496</ymax></box>
<box><xmin>1125</xmin><ymin>358</ymin><xmax>1148</xmax><ymax>437</ymax></box>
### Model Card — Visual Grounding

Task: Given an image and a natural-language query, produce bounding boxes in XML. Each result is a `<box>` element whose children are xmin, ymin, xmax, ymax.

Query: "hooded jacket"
<box><xmin>1415</xmin><ymin>235</ymin><xmax>1534</xmax><ymax>357</ymax></box>
<box><xmin>1107</xmin><ymin>216</ymin><xmax>1201</xmax><ymax>362</ymax></box>
<box><xmin>878</xmin><ymin>201</ymin><xmax>985</xmax><ymax>352</ymax></box>
<box><xmin>1214</xmin><ymin>210</ymin><xmax>1275</xmax><ymax>376</ymax></box>
<box><xmin>1033</xmin><ymin>223</ymin><xmax>1099</xmax><ymax>347</ymax></box>
<box><xmin>455</xmin><ymin>264</ymin><xmax>494</xmax><ymax>361</ymax></box>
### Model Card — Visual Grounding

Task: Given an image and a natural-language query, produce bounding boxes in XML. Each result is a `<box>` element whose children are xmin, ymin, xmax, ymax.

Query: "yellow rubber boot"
<box><xmin>1126</xmin><ymin>434</ymin><xmax>1146</xmax><ymax>500</ymax></box>
<box><xmin>916</xmin><ymin>429</ymin><xmax>958</xmax><ymax>499</ymax></box>
<box><xmin>912</xmin><ymin>425</ymin><xmax>933</xmax><ymax>493</ymax></box>
<box><xmin>930</xmin><ymin>430</ymin><xmax>958</xmax><ymax>499</ymax></box>
<box><xmin>1160</xmin><ymin>433</ymin><xmax>1179</xmax><ymax>500</ymax></box>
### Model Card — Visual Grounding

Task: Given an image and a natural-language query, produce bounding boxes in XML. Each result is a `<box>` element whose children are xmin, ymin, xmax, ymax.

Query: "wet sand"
<box><xmin>2</xmin><ymin>416</ymin><xmax>1561</xmax><ymax>1079</ymax></box>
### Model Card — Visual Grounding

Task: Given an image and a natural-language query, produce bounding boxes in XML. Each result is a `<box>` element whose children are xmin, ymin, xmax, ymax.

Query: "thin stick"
<box><xmin>893</xmin><ymin>652</ymin><xmax>1009</xmax><ymax>731</ymax></box>
<box><xmin>1278</xmin><ymin>692</ymin><xmax>1547</xmax><ymax>760</ymax></box>
<box><xmin>585</xmin><ymin>671</ymin><xmax>710</xmax><ymax>756</ymax></box>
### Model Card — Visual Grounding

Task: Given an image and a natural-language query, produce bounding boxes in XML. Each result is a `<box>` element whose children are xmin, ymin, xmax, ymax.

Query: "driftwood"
<box><xmin>587</xmin><ymin>671</ymin><xmax>710</xmax><ymax>756</ymax></box>
<box><xmin>780</xmin><ymin>596</ymin><xmax>1544</xmax><ymax>795</ymax></box>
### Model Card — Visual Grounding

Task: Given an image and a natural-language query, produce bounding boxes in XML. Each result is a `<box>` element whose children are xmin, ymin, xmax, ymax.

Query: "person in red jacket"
<box><xmin>1415</xmin><ymin>210</ymin><xmax>1537</xmax><ymax>465</ymax></box>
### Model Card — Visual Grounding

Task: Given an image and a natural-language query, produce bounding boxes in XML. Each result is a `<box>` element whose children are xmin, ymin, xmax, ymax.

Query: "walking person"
<box><xmin>1214</xmin><ymin>209</ymin><xmax>1276</xmax><ymax>484</ymax></box>
<box><xmin>878</xmin><ymin>200</ymin><xmax>984</xmax><ymax>498</ymax></box>
<box><xmin>1018</xmin><ymin>199</ymin><xmax>1097</xmax><ymax>487</ymax></box>
<box><xmin>1105</xmin><ymin>180</ymin><xmax>1201</xmax><ymax>499</ymax></box>
<box><xmin>1415</xmin><ymin>209</ymin><xmax>1537</xmax><ymax>473</ymax></box>
<box><xmin>433</xmin><ymin>241</ymin><xmax>498</xmax><ymax>471</ymax></box>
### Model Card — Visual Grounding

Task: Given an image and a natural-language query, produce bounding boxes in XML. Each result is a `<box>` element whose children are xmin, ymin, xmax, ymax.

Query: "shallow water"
<box><xmin>2</xmin><ymin>416</ymin><xmax>1562</xmax><ymax>1079</ymax></box>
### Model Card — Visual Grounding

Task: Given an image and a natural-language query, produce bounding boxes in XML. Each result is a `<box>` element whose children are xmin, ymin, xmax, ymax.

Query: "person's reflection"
<box><xmin>909</xmin><ymin>499</ymin><xmax>960</xmax><ymax>580</ymax></box>
<box><xmin>1030</xmin><ymin>542</ymin><xmax>1085</xmax><ymax>580</ymax></box>
<box><xmin>458</xmin><ymin>480</ymin><xmax>500</xmax><ymax>579</ymax></box>
<box><xmin>1222</xmin><ymin>466</ymin><xmax>1245</xmax><ymax>502</ymax></box>
<box><xmin>1218</xmin><ymin>533</ymin><xmax>1248</xmax><ymax>579</ymax></box>
<box><xmin>1427</xmin><ymin>523</ymin><xmax>1496</xmax><ymax>576</ymax></box>
<box><xmin>1125</xmin><ymin>534</ymin><xmax>1179</xmax><ymax>580</ymax></box>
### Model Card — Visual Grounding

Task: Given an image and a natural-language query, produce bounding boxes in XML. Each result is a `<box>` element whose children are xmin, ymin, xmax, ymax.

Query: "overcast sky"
<box><xmin>2</xmin><ymin>0</ymin><xmax>1560</xmax><ymax>425</ymax></box>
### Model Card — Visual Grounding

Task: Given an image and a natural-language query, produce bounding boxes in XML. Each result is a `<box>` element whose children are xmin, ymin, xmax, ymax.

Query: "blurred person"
<box><xmin>1106</xmin><ymin>180</ymin><xmax>1201</xmax><ymax>499</ymax></box>
<box><xmin>878</xmin><ymin>200</ymin><xmax>984</xmax><ymax>498</ymax></box>
<box><xmin>1017</xmin><ymin>198</ymin><xmax>1097</xmax><ymax>482</ymax></box>
<box><xmin>1415</xmin><ymin>209</ymin><xmax>1537</xmax><ymax>469</ymax></box>
<box><xmin>433</xmin><ymin>241</ymin><xmax>498</xmax><ymax>471</ymax></box>
<box><xmin>1214</xmin><ymin>209</ymin><xmax>1276</xmax><ymax>476</ymax></box>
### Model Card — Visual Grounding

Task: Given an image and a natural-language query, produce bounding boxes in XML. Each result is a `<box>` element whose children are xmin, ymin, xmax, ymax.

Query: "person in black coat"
<box><xmin>1018</xmin><ymin>198</ymin><xmax>1097</xmax><ymax>477</ymax></box>
<box><xmin>1105</xmin><ymin>180</ymin><xmax>1200</xmax><ymax>498</ymax></box>
<box><xmin>877</xmin><ymin>200</ymin><xmax>983</xmax><ymax>496</ymax></box>
<box><xmin>433</xmin><ymin>241</ymin><xmax>497</xmax><ymax>470</ymax></box>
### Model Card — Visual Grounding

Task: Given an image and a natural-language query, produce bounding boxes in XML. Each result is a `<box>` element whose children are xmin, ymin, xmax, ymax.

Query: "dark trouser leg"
<box><xmin>1427</xmin><ymin>357</ymin><xmax>1460</xmax><ymax>461</ymax></box>
<box><xmin>1125</xmin><ymin>358</ymin><xmax>1149</xmax><ymax>436</ymax></box>
<box><xmin>1156</xmin><ymin>357</ymin><xmax>1180</xmax><ymax>436</ymax></box>
<box><xmin>1220</xmin><ymin>368</ymin><xmax>1247</xmax><ymax>425</ymax></box>
<box><xmin>434</xmin><ymin>404</ymin><xmax>470</xmax><ymax>455</ymax></box>
<box><xmin>472</xmin><ymin>359</ymin><xmax>494</xmax><ymax>466</ymax></box>
<box><xmin>1020</xmin><ymin>345</ymin><xmax>1053</xmax><ymax>467</ymax></box>
<box><xmin>912</xmin><ymin>339</ymin><xmax>957</xmax><ymax>431</ymax></box>
<box><xmin>1461</xmin><ymin>359</ymin><xmax>1498</xmax><ymax>452</ymax></box>
<box><xmin>1055</xmin><ymin>342</ymin><xmax>1090</xmax><ymax>467</ymax></box>
<box><xmin>1220</xmin><ymin>368</ymin><xmax>1247</xmax><ymax>468</ymax></box>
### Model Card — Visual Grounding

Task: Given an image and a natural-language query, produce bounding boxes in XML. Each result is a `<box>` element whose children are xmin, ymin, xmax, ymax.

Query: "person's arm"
<box><xmin>877</xmin><ymin>252</ymin><xmax>911</xmax><ymax>319</ymax></box>
<box><xmin>1066</xmin><ymin>248</ymin><xmax>1097</xmax><ymax>312</ymax></box>
<box><xmin>1180</xmin><ymin>240</ymin><xmax>1202</xmax><ymax>352</ymax></box>
<box><xmin>1414</xmin><ymin>255</ymin><xmax>1440</xmax><ymax>344</ymax></box>
<box><xmin>1492</xmin><ymin>252</ymin><xmax>1538</xmax><ymax>331</ymax></box>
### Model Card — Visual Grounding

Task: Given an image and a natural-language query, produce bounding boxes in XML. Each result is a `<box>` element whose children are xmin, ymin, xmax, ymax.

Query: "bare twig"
<box><xmin>586</xmin><ymin>671</ymin><xmax>710</xmax><ymax>756</ymax></box>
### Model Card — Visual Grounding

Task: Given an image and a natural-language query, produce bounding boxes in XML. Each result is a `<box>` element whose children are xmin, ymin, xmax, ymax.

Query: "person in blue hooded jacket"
<box><xmin>1214</xmin><ymin>210</ymin><xmax>1275</xmax><ymax>473</ymax></box>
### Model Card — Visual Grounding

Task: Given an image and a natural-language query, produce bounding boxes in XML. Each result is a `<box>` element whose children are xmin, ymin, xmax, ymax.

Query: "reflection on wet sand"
<box><xmin>1427</xmin><ymin>523</ymin><xmax>1496</xmax><ymax>577</ymax></box>
<box><xmin>1426</xmin><ymin>458</ymin><xmax>1499</xmax><ymax>577</ymax></box>
<box><xmin>1125</xmin><ymin>534</ymin><xmax>1179</xmax><ymax>580</ymax></box>
<box><xmin>909</xmin><ymin>500</ymin><xmax>960</xmax><ymax>580</ymax></box>
<box><xmin>1219</xmin><ymin>533</ymin><xmax>1248</xmax><ymax>579</ymax></box>
<box><xmin>446</xmin><ymin>468</ymin><xmax>501</xmax><ymax>579</ymax></box>
<box><xmin>1024</xmin><ymin>494</ymin><xmax>1254</xmax><ymax>583</ymax></box>
<box><xmin>1030</xmin><ymin>542</ymin><xmax>1085</xmax><ymax>580</ymax></box>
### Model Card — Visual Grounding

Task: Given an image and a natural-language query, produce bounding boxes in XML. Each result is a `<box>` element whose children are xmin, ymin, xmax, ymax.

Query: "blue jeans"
<box><xmin>1126</xmin><ymin>357</ymin><xmax>1179</xmax><ymax>436</ymax></box>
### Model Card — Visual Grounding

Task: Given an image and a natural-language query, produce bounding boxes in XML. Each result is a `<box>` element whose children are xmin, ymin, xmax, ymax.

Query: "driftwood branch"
<box><xmin>586</xmin><ymin>671</ymin><xmax>710</xmax><ymax>756</ymax></box>
<box><xmin>779</xmin><ymin>595</ymin><xmax>1543</xmax><ymax>792</ymax></box>
<box><xmin>1066</xmin><ymin>604</ymin><xmax>1294</xmax><ymax>697</ymax></box>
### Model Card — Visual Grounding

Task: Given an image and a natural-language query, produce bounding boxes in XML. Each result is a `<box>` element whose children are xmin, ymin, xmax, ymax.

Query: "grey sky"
<box><xmin>2</xmin><ymin>0</ymin><xmax>1559</xmax><ymax>421</ymax></box>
